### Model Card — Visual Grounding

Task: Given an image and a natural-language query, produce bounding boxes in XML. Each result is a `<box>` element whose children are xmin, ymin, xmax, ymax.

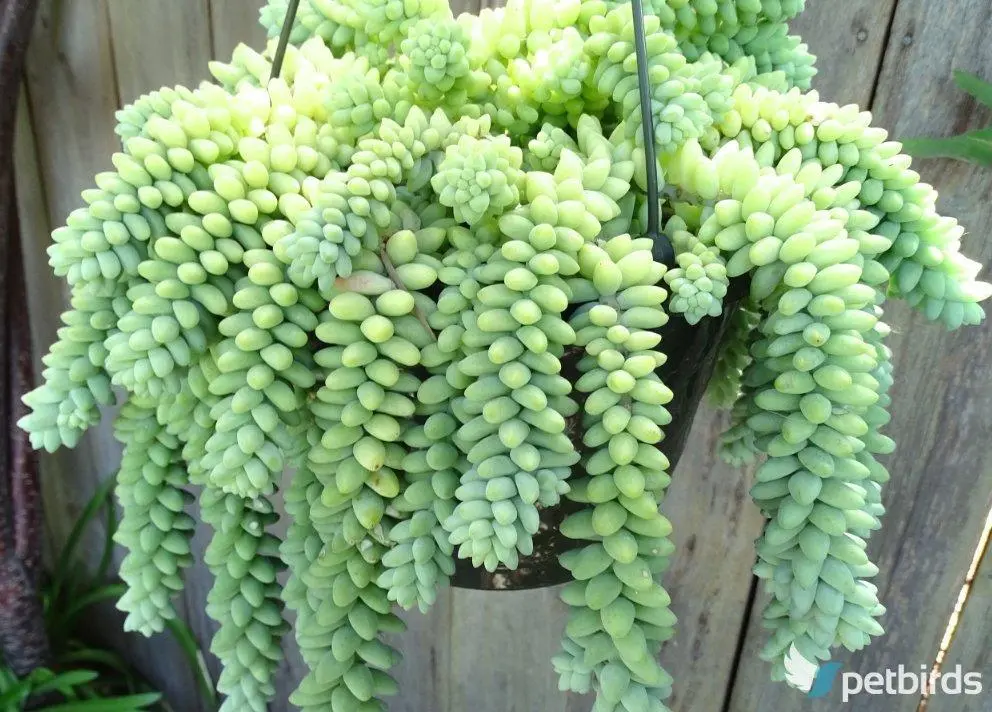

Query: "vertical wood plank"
<box><xmin>660</xmin><ymin>407</ymin><xmax>765</xmax><ymax>712</ymax></box>
<box><xmin>728</xmin><ymin>2</ymin><xmax>992</xmax><ymax>711</ymax></box>
<box><xmin>790</xmin><ymin>0</ymin><xmax>898</xmax><ymax>107</ymax></box>
<box><xmin>22</xmin><ymin>3</ymin><xmax>992</xmax><ymax>712</ymax></box>
<box><xmin>448</xmin><ymin>586</ymin><xmax>573</xmax><ymax>712</ymax></box>
<box><xmin>673</xmin><ymin>5</ymin><xmax>901</xmax><ymax>709</ymax></box>
<box><xmin>925</xmin><ymin>536</ymin><xmax>992</xmax><ymax>712</ymax></box>
<box><xmin>23</xmin><ymin>0</ymin><xmax>123</xmax><ymax>585</ymax></box>
<box><xmin>209</xmin><ymin>0</ymin><xmax>267</xmax><ymax>62</ymax></box>
<box><xmin>431</xmin><ymin>4</ymin><xmax>575</xmax><ymax>710</ymax></box>
<box><xmin>14</xmin><ymin>90</ymin><xmax>58</xmax><ymax>382</ymax></box>
<box><xmin>837</xmin><ymin>0</ymin><xmax>992</xmax><ymax>708</ymax></box>
<box><xmin>15</xmin><ymin>86</ymin><xmax>73</xmax><ymax>576</ymax></box>
<box><xmin>386</xmin><ymin>588</ymin><xmax>454</xmax><ymax>712</ymax></box>
<box><xmin>25</xmin><ymin>0</ymin><xmax>120</xmax><ymax>246</ymax></box>
<box><xmin>106</xmin><ymin>0</ymin><xmax>214</xmax><ymax>103</ymax></box>
<box><xmin>265</xmin><ymin>559</ymin><xmax>457</xmax><ymax>712</ymax></box>
<box><xmin>23</xmin><ymin>2</ymin><xmax>210</xmax><ymax>709</ymax></box>
<box><xmin>450</xmin><ymin>0</ymin><xmax>485</xmax><ymax>15</ymax></box>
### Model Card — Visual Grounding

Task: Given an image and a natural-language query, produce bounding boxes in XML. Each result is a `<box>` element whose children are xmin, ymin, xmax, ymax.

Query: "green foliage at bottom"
<box><xmin>0</xmin><ymin>481</ymin><xmax>214</xmax><ymax>712</ymax></box>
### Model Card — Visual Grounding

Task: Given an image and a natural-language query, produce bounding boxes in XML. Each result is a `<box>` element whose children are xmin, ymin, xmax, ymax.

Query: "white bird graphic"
<box><xmin>784</xmin><ymin>644</ymin><xmax>820</xmax><ymax>693</ymax></box>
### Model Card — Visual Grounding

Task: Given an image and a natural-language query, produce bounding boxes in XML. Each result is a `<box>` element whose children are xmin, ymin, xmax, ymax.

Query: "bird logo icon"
<box><xmin>784</xmin><ymin>644</ymin><xmax>820</xmax><ymax>693</ymax></box>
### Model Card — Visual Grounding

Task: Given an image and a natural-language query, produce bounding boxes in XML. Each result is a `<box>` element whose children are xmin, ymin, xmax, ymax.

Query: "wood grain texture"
<box><xmin>13</xmin><ymin>90</ymin><xmax>58</xmax><ymax>417</ymax></box>
<box><xmin>13</xmin><ymin>89</ymin><xmax>68</xmax><ymax>574</ymax></box>
<box><xmin>106</xmin><ymin>0</ymin><xmax>214</xmax><ymax>103</ymax></box>
<box><xmin>837</xmin><ymin>1</ymin><xmax>992</xmax><ymax>708</ymax></box>
<box><xmin>20</xmin><ymin>3</ymin><xmax>209</xmax><ymax>709</ymax></box>
<box><xmin>728</xmin><ymin>1</ymin><xmax>992</xmax><ymax>710</ymax></box>
<box><xmin>790</xmin><ymin>0</ymin><xmax>897</xmax><ymax>107</ymax></box>
<box><xmin>387</xmin><ymin>588</ymin><xmax>454</xmax><ymax>712</ymax></box>
<box><xmin>210</xmin><ymin>0</ymin><xmax>267</xmax><ymax>62</ymax></box>
<box><xmin>22</xmin><ymin>0</ymin><xmax>122</xmax><ymax>595</ymax></box>
<box><xmin>409</xmin><ymin>4</ymin><xmax>762</xmax><ymax>711</ymax></box>
<box><xmin>450</xmin><ymin>0</ymin><xmax>486</xmax><ymax>14</ymax></box>
<box><xmin>660</xmin><ymin>406</ymin><xmax>765</xmax><ymax>712</ymax></box>
<box><xmin>448</xmin><ymin>586</ymin><xmax>577</xmax><ymax>712</ymax></box>
<box><xmin>926</xmin><ymin>538</ymin><xmax>992</xmax><ymax>712</ymax></box>
<box><xmin>433</xmin><ymin>3</ymin><xmax>597</xmax><ymax>709</ymax></box>
<box><xmin>25</xmin><ymin>0</ymin><xmax>120</xmax><ymax>228</ymax></box>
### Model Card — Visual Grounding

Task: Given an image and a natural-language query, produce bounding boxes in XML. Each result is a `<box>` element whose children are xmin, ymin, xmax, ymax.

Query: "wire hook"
<box><xmin>630</xmin><ymin>0</ymin><xmax>674</xmax><ymax>265</ymax></box>
<box><xmin>271</xmin><ymin>0</ymin><xmax>302</xmax><ymax>79</ymax></box>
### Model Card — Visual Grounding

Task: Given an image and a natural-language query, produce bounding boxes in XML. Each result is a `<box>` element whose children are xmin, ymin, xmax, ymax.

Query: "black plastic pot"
<box><xmin>450</xmin><ymin>279</ymin><xmax>749</xmax><ymax>590</ymax></box>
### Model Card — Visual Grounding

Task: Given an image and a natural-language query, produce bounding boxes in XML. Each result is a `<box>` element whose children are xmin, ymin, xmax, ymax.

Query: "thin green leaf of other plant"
<box><xmin>904</xmin><ymin>71</ymin><xmax>992</xmax><ymax>166</ymax></box>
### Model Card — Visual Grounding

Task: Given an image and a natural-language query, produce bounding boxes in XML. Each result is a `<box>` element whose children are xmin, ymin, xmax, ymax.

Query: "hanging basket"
<box><xmin>450</xmin><ymin>277</ymin><xmax>749</xmax><ymax>589</ymax></box>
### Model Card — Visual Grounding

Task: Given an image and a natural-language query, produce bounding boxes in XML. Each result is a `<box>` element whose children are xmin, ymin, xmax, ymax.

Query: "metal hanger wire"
<box><xmin>630</xmin><ymin>0</ymin><xmax>673</xmax><ymax>264</ymax></box>
<box><xmin>270</xmin><ymin>0</ymin><xmax>301</xmax><ymax>78</ymax></box>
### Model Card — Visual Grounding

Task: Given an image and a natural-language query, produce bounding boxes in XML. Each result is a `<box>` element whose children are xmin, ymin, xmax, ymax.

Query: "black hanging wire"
<box><xmin>271</xmin><ymin>0</ymin><xmax>302</xmax><ymax>79</ymax></box>
<box><xmin>270</xmin><ymin>0</ymin><xmax>672</xmax><ymax>262</ymax></box>
<box><xmin>629</xmin><ymin>0</ymin><xmax>673</xmax><ymax>265</ymax></box>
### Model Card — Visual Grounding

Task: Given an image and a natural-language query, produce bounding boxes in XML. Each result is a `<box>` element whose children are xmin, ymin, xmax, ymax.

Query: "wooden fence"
<box><xmin>12</xmin><ymin>1</ymin><xmax>992</xmax><ymax>710</ymax></box>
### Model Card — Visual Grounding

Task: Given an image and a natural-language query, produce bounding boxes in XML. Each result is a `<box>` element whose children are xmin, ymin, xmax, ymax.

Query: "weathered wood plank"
<box><xmin>451</xmin><ymin>0</ymin><xmax>485</xmax><ymax>15</ymax></box>
<box><xmin>106</xmin><ymin>0</ymin><xmax>213</xmax><ymax>103</ymax></box>
<box><xmin>214</xmin><ymin>479</ymin><xmax>459</xmax><ymax>712</ymax></box>
<box><xmin>14</xmin><ymin>90</ymin><xmax>58</xmax><ymax>387</ymax></box>
<box><xmin>728</xmin><ymin>1</ymin><xmax>992</xmax><ymax>710</ymax></box>
<box><xmin>393</xmin><ymin>2</ymin><xmax>761</xmax><ymax>710</ymax></box>
<box><xmin>22</xmin><ymin>0</ymin><xmax>123</xmax><ymax>592</ymax></box>
<box><xmin>835</xmin><ymin>0</ymin><xmax>992</xmax><ymax>708</ymax></box>
<box><xmin>22</xmin><ymin>3</ymin><xmax>209</xmax><ymax>709</ymax></box>
<box><xmin>13</xmin><ymin>84</ymin><xmax>69</xmax><ymax>562</ymax></box>
<box><xmin>660</xmin><ymin>407</ymin><xmax>765</xmax><ymax>712</ymax></box>
<box><xmin>387</xmin><ymin>588</ymin><xmax>454</xmax><ymax>712</ymax></box>
<box><xmin>790</xmin><ymin>0</ymin><xmax>898</xmax><ymax>107</ymax></box>
<box><xmin>21</xmin><ymin>3</ymin><xmax>992</xmax><ymax>712</ymax></box>
<box><xmin>425</xmin><ymin>3</ymin><xmax>591</xmax><ymax>709</ymax></box>
<box><xmin>926</xmin><ymin>533</ymin><xmax>992</xmax><ymax>712</ymax></box>
<box><xmin>25</xmin><ymin>0</ymin><xmax>120</xmax><ymax>254</ymax></box>
<box><xmin>210</xmin><ymin>0</ymin><xmax>267</xmax><ymax>62</ymax></box>
<box><xmin>448</xmin><ymin>586</ymin><xmax>574</xmax><ymax>712</ymax></box>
